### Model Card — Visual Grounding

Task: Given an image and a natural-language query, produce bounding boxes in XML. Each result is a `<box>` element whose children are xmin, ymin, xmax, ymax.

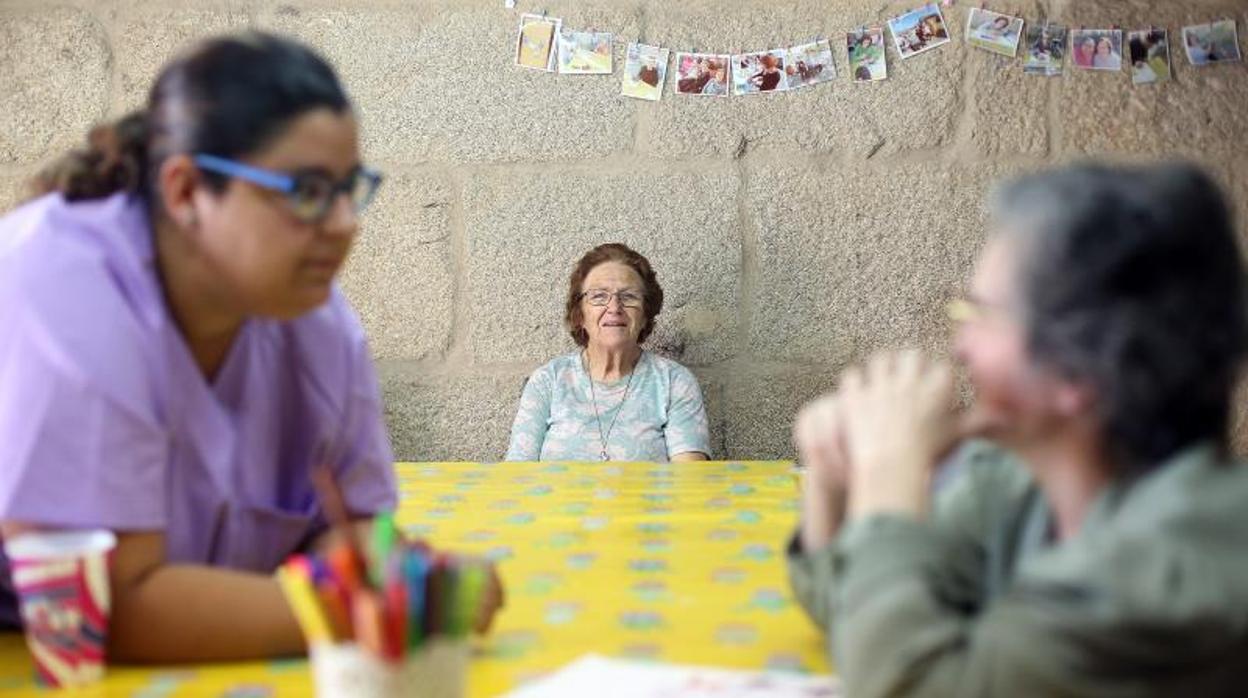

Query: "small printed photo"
<box><xmin>732</xmin><ymin>49</ymin><xmax>790</xmax><ymax>95</ymax></box>
<box><xmin>673</xmin><ymin>53</ymin><xmax>731</xmax><ymax>96</ymax></box>
<box><xmin>621</xmin><ymin>43</ymin><xmax>670</xmax><ymax>101</ymax></box>
<box><xmin>966</xmin><ymin>8</ymin><xmax>1024</xmax><ymax>57</ymax></box>
<box><xmin>515</xmin><ymin>13</ymin><xmax>561</xmax><ymax>72</ymax></box>
<box><xmin>557</xmin><ymin>29</ymin><xmax>614</xmax><ymax>75</ymax></box>
<box><xmin>1071</xmin><ymin>29</ymin><xmax>1123</xmax><ymax>71</ymax></box>
<box><xmin>1128</xmin><ymin>29</ymin><xmax>1171</xmax><ymax>84</ymax></box>
<box><xmin>1023</xmin><ymin>23</ymin><xmax>1067</xmax><ymax>76</ymax></box>
<box><xmin>887</xmin><ymin>3</ymin><xmax>952</xmax><ymax>59</ymax></box>
<box><xmin>1183</xmin><ymin>20</ymin><xmax>1242</xmax><ymax>65</ymax></box>
<box><xmin>1210</xmin><ymin>19</ymin><xmax>1242</xmax><ymax>60</ymax></box>
<box><xmin>847</xmin><ymin>26</ymin><xmax>888</xmax><ymax>81</ymax></box>
<box><xmin>785</xmin><ymin>39</ymin><xmax>837</xmax><ymax>89</ymax></box>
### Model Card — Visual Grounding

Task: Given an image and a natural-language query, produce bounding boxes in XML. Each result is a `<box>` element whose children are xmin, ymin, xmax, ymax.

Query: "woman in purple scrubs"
<box><xmin>0</xmin><ymin>32</ymin><xmax>499</xmax><ymax>661</ymax></box>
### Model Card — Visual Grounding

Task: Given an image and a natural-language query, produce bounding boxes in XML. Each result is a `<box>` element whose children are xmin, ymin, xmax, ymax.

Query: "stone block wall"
<box><xmin>3</xmin><ymin>0</ymin><xmax>1247</xmax><ymax>460</ymax></box>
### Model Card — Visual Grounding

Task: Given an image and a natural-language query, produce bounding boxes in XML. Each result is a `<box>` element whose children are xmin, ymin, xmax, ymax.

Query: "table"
<box><xmin>0</xmin><ymin>461</ymin><xmax>831</xmax><ymax>696</ymax></box>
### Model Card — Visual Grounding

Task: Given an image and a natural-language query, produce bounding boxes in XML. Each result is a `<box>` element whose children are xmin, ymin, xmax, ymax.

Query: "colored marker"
<box><xmin>371</xmin><ymin>511</ymin><xmax>397</xmax><ymax>589</ymax></box>
<box><xmin>351</xmin><ymin>588</ymin><xmax>386</xmax><ymax>656</ymax></box>
<box><xmin>310</xmin><ymin>464</ymin><xmax>370</xmax><ymax>586</ymax></box>
<box><xmin>277</xmin><ymin>564</ymin><xmax>332</xmax><ymax>645</ymax></box>
<box><xmin>404</xmin><ymin>548</ymin><xmax>430</xmax><ymax>649</ymax></box>
<box><xmin>456</xmin><ymin>562</ymin><xmax>488</xmax><ymax>637</ymax></box>
<box><xmin>382</xmin><ymin>554</ymin><xmax>408</xmax><ymax>661</ymax></box>
<box><xmin>328</xmin><ymin>544</ymin><xmax>363</xmax><ymax>594</ymax></box>
<box><xmin>315</xmin><ymin>578</ymin><xmax>351</xmax><ymax>642</ymax></box>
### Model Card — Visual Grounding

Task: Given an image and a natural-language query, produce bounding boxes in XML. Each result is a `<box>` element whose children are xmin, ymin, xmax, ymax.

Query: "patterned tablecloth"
<box><xmin>0</xmin><ymin>460</ymin><xmax>831</xmax><ymax>696</ymax></box>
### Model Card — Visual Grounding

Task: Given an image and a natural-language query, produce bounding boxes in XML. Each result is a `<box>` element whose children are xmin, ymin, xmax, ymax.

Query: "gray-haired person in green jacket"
<box><xmin>789</xmin><ymin>162</ymin><xmax>1248</xmax><ymax>697</ymax></box>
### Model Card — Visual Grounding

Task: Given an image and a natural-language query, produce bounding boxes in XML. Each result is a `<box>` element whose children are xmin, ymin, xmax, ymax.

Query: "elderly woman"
<box><xmin>789</xmin><ymin>162</ymin><xmax>1248</xmax><ymax>696</ymax></box>
<box><xmin>505</xmin><ymin>243</ymin><xmax>710</xmax><ymax>462</ymax></box>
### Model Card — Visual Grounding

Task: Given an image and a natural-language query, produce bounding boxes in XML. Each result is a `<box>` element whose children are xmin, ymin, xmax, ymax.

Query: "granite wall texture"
<box><xmin>3</xmin><ymin>0</ymin><xmax>1246</xmax><ymax>460</ymax></box>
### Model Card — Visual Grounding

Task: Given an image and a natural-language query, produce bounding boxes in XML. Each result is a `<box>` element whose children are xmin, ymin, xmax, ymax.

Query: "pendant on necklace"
<box><xmin>600</xmin><ymin>450</ymin><xmax>610</xmax><ymax>462</ymax></box>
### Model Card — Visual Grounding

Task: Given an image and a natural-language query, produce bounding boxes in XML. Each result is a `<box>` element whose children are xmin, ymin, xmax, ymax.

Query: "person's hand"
<box><xmin>793</xmin><ymin>393</ymin><xmax>851</xmax><ymax>496</ymax></box>
<box><xmin>473</xmin><ymin>562</ymin><xmax>506</xmax><ymax>634</ymax></box>
<box><xmin>793</xmin><ymin>393</ymin><xmax>852</xmax><ymax>551</ymax></box>
<box><xmin>840</xmin><ymin>350</ymin><xmax>959</xmax><ymax>520</ymax></box>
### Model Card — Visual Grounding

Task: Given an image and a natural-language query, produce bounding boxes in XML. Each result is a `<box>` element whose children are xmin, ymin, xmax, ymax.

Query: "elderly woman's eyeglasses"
<box><xmin>946</xmin><ymin>298</ymin><xmax>981</xmax><ymax>323</ymax></box>
<box><xmin>192</xmin><ymin>153</ymin><xmax>384</xmax><ymax>225</ymax></box>
<box><xmin>580</xmin><ymin>289</ymin><xmax>644</xmax><ymax>308</ymax></box>
<box><xmin>947</xmin><ymin>297</ymin><xmax>1012</xmax><ymax>324</ymax></box>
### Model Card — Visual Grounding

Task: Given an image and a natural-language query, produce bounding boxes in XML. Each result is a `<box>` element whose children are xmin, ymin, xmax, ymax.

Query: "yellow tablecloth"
<box><xmin>0</xmin><ymin>461</ymin><xmax>830</xmax><ymax>696</ymax></box>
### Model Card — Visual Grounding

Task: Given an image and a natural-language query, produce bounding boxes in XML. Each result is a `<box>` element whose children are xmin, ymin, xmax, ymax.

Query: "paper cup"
<box><xmin>310</xmin><ymin>639</ymin><xmax>469</xmax><ymax>698</ymax></box>
<box><xmin>4</xmin><ymin>530</ymin><xmax>116</xmax><ymax>687</ymax></box>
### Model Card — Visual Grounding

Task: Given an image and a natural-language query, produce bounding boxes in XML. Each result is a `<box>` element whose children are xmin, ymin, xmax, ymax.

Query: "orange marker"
<box><xmin>311</xmin><ymin>465</ymin><xmax>371</xmax><ymax>587</ymax></box>
<box><xmin>352</xmin><ymin>588</ymin><xmax>386</xmax><ymax>657</ymax></box>
<box><xmin>316</xmin><ymin>579</ymin><xmax>352</xmax><ymax>642</ymax></box>
<box><xmin>328</xmin><ymin>544</ymin><xmax>363</xmax><ymax>594</ymax></box>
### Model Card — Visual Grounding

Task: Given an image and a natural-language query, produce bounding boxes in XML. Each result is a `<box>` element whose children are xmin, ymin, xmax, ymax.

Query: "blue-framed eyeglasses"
<box><xmin>192</xmin><ymin>153</ymin><xmax>384</xmax><ymax>225</ymax></box>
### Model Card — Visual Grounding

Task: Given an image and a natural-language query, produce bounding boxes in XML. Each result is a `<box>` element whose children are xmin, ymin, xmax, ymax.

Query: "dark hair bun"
<box><xmin>33</xmin><ymin>111</ymin><xmax>147</xmax><ymax>202</ymax></box>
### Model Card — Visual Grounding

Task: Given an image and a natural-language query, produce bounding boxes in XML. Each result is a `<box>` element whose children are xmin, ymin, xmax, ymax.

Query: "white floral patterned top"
<box><xmin>504</xmin><ymin>351</ymin><xmax>710</xmax><ymax>462</ymax></box>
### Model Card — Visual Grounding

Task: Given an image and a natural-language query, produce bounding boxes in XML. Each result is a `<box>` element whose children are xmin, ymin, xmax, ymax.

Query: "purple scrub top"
<box><xmin>0</xmin><ymin>192</ymin><xmax>397</xmax><ymax>627</ymax></box>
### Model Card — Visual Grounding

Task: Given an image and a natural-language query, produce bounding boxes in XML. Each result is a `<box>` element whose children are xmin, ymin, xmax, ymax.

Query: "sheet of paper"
<box><xmin>501</xmin><ymin>654</ymin><xmax>841</xmax><ymax>698</ymax></box>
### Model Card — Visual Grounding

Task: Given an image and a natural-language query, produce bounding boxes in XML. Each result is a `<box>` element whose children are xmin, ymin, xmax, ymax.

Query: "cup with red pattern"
<box><xmin>5</xmin><ymin>530</ymin><xmax>116</xmax><ymax>687</ymax></box>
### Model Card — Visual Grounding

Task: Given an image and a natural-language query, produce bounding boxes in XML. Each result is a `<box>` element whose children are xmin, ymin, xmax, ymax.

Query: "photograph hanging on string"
<box><xmin>1071</xmin><ymin>29</ymin><xmax>1123</xmax><ymax>71</ymax></box>
<box><xmin>1023</xmin><ymin>22</ymin><xmax>1067</xmax><ymax>76</ymax></box>
<box><xmin>731</xmin><ymin>49</ymin><xmax>790</xmax><ymax>95</ymax></box>
<box><xmin>1128</xmin><ymin>29</ymin><xmax>1172</xmax><ymax>84</ymax></box>
<box><xmin>673</xmin><ymin>52</ymin><xmax>731</xmax><ymax>96</ymax></box>
<box><xmin>785</xmin><ymin>40</ymin><xmax>837</xmax><ymax>89</ymax></box>
<box><xmin>515</xmin><ymin>13</ymin><xmax>562</xmax><ymax>72</ymax></box>
<box><xmin>847</xmin><ymin>26</ymin><xmax>888</xmax><ymax>81</ymax></box>
<box><xmin>966</xmin><ymin>8</ymin><xmax>1024</xmax><ymax>57</ymax></box>
<box><xmin>887</xmin><ymin>3</ymin><xmax>951</xmax><ymax>59</ymax></box>
<box><xmin>1182</xmin><ymin>20</ymin><xmax>1241</xmax><ymax>66</ymax></box>
<box><xmin>621</xmin><ymin>43</ymin><xmax>670</xmax><ymax>101</ymax></box>
<box><xmin>557</xmin><ymin>29</ymin><xmax>614</xmax><ymax>74</ymax></box>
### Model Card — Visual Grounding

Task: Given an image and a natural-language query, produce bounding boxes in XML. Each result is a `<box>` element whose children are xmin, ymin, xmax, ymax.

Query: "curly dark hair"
<box><xmin>565</xmin><ymin>243</ymin><xmax>664</xmax><ymax>347</ymax></box>
<box><xmin>991</xmin><ymin>162</ymin><xmax>1247</xmax><ymax>473</ymax></box>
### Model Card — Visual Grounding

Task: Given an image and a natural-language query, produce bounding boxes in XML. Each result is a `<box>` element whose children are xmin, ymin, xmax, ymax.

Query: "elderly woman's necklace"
<box><xmin>582</xmin><ymin>351</ymin><xmax>638</xmax><ymax>461</ymax></box>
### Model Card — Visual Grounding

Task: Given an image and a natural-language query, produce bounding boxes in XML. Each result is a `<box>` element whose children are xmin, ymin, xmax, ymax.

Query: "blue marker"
<box><xmin>403</xmin><ymin>548</ymin><xmax>430</xmax><ymax>648</ymax></box>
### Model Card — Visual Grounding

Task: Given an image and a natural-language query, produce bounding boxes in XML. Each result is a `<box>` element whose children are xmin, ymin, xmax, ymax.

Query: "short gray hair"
<box><xmin>989</xmin><ymin>162</ymin><xmax>1247</xmax><ymax>472</ymax></box>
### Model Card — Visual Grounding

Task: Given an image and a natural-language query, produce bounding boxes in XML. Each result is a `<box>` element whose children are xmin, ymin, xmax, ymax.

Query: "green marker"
<box><xmin>371</xmin><ymin>510</ymin><xmax>396</xmax><ymax>588</ymax></box>
<box><xmin>454</xmin><ymin>562</ymin><xmax>488</xmax><ymax>638</ymax></box>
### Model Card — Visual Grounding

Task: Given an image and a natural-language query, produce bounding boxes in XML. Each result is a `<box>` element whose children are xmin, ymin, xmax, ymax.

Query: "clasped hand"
<box><xmin>795</xmin><ymin>350</ymin><xmax>961</xmax><ymax>526</ymax></box>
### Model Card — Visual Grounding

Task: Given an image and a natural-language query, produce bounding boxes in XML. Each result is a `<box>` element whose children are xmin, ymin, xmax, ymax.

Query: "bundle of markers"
<box><xmin>279</xmin><ymin>467</ymin><xmax>490</xmax><ymax>663</ymax></box>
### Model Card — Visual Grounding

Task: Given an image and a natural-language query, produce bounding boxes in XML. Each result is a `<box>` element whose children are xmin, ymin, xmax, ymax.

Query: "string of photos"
<box><xmin>508</xmin><ymin>1</ymin><xmax>1244</xmax><ymax>100</ymax></box>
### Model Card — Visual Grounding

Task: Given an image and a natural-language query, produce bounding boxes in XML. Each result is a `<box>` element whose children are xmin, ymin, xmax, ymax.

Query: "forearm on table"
<box><xmin>108</xmin><ymin>564</ymin><xmax>305</xmax><ymax>663</ymax></box>
<box><xmin>671</xmin><ymin>450</ymin><xmax>709</xmax><ymax>462</ymax></box>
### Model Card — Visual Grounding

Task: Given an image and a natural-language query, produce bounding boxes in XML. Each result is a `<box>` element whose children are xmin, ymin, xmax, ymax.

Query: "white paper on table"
<box><xmin>500</xmin><ymin>655</ymin><xmax>841</xmax><ymax>698</ymax></box>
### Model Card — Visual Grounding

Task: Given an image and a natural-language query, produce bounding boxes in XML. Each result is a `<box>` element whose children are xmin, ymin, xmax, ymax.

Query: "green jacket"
<box><xmin>787</xmin><ymin>441</ymin><xmax>1248</xmax><ymax>697</ymax></box>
